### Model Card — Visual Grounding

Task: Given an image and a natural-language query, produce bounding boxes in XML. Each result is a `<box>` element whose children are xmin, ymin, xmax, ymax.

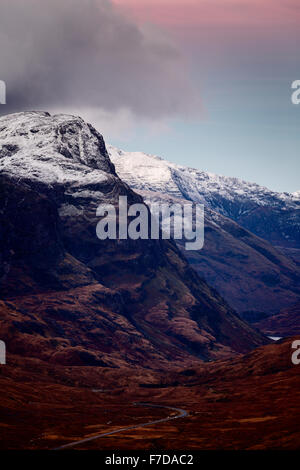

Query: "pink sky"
<box><xmin>112</xmin><ymin>0</ymin><xmax>300</xmax><ymax>28</ymax></box>
<box><xmin>109</xmin><ymin>1</ymin><xmax>300</xmax><ymax>194</ymax></box>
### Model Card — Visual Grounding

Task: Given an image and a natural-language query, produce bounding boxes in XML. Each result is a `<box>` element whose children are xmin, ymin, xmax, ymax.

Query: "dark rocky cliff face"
<box><xmin>0</xmin><ymin>112</ymin><xmax>267</xmax><ymax>368</ymax></box>
<box><xmin>0</xmin><ymin>177</ymin><xmax>63</xmax><ymax>279</ymax></box>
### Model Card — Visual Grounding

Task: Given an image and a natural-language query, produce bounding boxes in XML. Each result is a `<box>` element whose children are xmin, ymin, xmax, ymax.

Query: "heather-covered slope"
<box><xmin>0</xmin><ymin>111</ymin><xmax>267</xmax><ymax>368</ymax></box>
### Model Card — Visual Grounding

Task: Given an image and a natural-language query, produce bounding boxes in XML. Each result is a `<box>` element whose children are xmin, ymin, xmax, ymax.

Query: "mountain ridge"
<box><xmin>108</xmin><ymin>146</ymin><xmax>300</xmax><ymax>208</ymax></box>
<box><xmin>109</xmin><ymin>145</ymin><xmax>300</xmax><ymax>328</ymax></box>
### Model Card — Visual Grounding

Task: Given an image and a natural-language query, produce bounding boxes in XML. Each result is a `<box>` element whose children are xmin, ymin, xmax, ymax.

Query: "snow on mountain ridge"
<box><xmin>108</xmin><ymin>145</ymin><xmax>183</xmax><ymax>199</ymax></box>
<box><xmin>0</xmin><ymin>112</ymin><xmax>115</xmax><ymax>188</ymax></box>
<box><xmin>108</xmin><ymin>145</ymin><xmax>300</xmax><ymax>316</ymax></box>
<box><xmin>292</xmin><ymin>190</ymin><xmax>300</xmax><ymax>199</ymax></box>
<box><xmin>108</xmin><ymin>145</ymin><xmax>299</xmax><ymax>214</ymax></box>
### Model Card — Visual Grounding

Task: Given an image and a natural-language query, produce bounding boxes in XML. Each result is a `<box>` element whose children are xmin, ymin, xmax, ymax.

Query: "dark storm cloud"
<box><xmin>0</xmin><ymin>0</ymin><xmax>201</xmax><ymax>118</ymax></box>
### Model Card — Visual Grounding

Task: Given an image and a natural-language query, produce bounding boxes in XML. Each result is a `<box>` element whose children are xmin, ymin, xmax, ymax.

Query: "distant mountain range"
<box><xmin>109</xmin><ymin>146</ymin><xmax>300</xmax><ymax>331</ymax></box>
<box><xmin>0</xmin><ymin>111</ymin><xmax>267</xmax><ymax>370</ymax></box>
<box><xmin>108</xmin><ymin>146</ymin><xmax>300</xmax><ymax>249</ymax></box>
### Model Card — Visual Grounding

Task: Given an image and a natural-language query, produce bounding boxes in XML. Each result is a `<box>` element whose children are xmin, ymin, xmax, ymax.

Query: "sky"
<box><xmin>0</xmin><ymin>0</ymin><xmax>299</xmax><ymax>192</ymax></box>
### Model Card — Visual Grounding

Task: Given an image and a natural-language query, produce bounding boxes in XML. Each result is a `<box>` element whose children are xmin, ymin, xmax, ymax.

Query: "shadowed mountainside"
<box><xmin>0</xmin><ymin>111</ymin><xmax>267</xmax><ymax>369</ymax></box>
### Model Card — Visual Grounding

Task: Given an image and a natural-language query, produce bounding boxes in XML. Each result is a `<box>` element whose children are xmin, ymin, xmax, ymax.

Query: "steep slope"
<box><xmin>109</xmin><ymin>147</ymin><xmax>300</xmax><ymax>321</ymax></box>
<box><xmin>0</xmin><ymin>111</ymin><xmax>267</xmax><ymax>369</ymax></box>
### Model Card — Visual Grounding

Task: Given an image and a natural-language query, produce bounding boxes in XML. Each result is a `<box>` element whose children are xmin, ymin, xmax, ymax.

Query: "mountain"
<box><xmin>108</xmin><ymin>147</ymin><xmax>300</xmax><ymax>249</ymax></box>
<box><xmin>0</xmin><ymin>111</ymin><xmax>267</xmax><ymax>369</ymax></box>
<box><xmin>109</xmin><ymin>146</ymin><xmax>300</xmax><ymax>324</ymax></box>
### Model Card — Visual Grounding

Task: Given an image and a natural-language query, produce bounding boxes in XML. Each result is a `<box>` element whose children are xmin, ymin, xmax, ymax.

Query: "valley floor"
<box><xmin>0</xmin><ymin>339</ymin><xmax>299</xmax><ymax>450</ymax></box>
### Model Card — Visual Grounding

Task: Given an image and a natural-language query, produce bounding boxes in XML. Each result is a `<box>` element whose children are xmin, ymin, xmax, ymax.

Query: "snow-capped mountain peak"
<box><xmin>108</xmin><ymin>145</ymin><xmax>299</xmax><ymax>212</ymax></box>
<box><xmin>292</xmin><ymin>190</ymin><xmax>300</xmax><ymax>200</ymax></box>
<box><xmin>0</xmin><ymin>112</ymin><xmax>115</xmax><ymax>187</ymax></box>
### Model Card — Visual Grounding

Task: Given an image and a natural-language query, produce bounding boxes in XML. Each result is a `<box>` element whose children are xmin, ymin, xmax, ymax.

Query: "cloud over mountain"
<box><xmin>0</xmin><ymin>0</ymin><xmax>200</xmax><ymax>120</ymax></box>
